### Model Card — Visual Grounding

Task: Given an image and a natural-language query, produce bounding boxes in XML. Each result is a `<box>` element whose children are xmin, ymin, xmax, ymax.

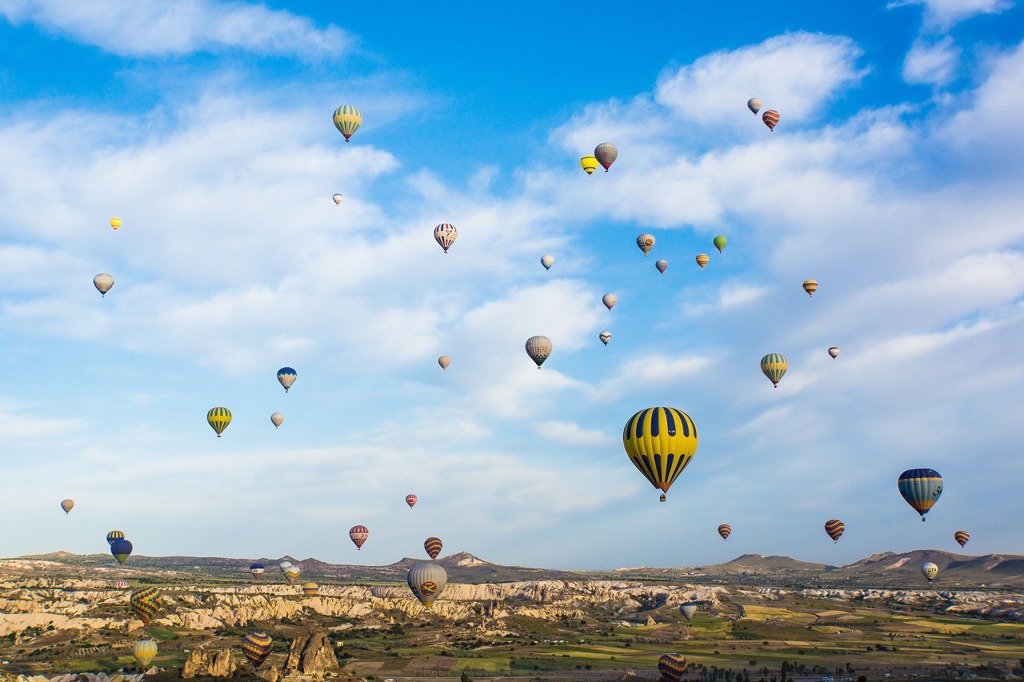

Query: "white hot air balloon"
<box><xmin>407</xmin><ymin>561</ymin><xmax>448</xmax><ymax>608</ymax></box>
<box><xmin>602</xmin><ymin>293</ymin><xmax>617</xmax><ymax>310</ymax></box>
<box><xmin>93</xmin><ymin>274</ymin><xmax>114</xmax><ymax>297</ymax></box>
<box><xmin>747</xmin><ymin>98</ymin><xmax>762</xmax><ymax>115</ymax></box>
<box><xmin>271</xmin><ymin>413</ymin><xmax>284</xmax><ymax>428</ymax></box>
<box><xmin>525</xmin><ymin>336</ymin><xmax>552</xmax><ymax>369</ymax></box>
<box><xmin>599</xmin><ymin>331</ymin><xmax>611</xmax><ymax>345</ymax></box>
<box><xmin>540</xmin><ymin>255</ymin><xmax>554</xmax><ymax>270</ymax></box>
<box><xmin>332</xmin><ymin>194</ymin><xmax>343</xmax><ymax>205</ymax></box>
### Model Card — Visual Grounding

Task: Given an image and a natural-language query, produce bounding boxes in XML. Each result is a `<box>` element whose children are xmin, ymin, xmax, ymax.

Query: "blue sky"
<box><xmin>1</xmin><ymin>0</ymin><xmax>1022</xmax><ymax>572</ymax></box>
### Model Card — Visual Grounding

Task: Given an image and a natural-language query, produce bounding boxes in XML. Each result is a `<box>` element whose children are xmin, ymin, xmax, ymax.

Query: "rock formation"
<box><xmin>180</xmin><ymin>645</ymin><xmax>236</xmax><ymax>678</ymax></box>
<box><xmin>284</xmin><ymin>626</ymin><xmax>339</xmax><ymax>675</ymax></box>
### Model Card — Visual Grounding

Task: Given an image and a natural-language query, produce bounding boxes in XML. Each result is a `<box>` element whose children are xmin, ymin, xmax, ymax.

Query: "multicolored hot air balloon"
<box><xmin>658</xmin><ymin>653</ymin><xmax>687</xmax><ymax>682</ymax></box>
<box><xmin>954</xmin><ymin>530</ymin><xmax>970</xmax><ymax>548</ymax></box>
<box><xmin>898</xmin><ymin>468</ymin><xmax>942</xmax><ymax>521</ymax></box>
<box><xmin>679</xmin><ymin>603</ymin><xmax>697</xmax><ymax>621</ymax></box>
<box><xmin>636</xmin><ymin>233</ymin><xmax>655</xmax><ymax>256</ymax></box>
<box><xmin>405</xmin><ymin>494</ymin><xmax>418</xmax><ymax>509</ymax></box>
<box><xmin>407</xmin><ymin>561</ymin><xmax>448</xmax><ymax>608</ymax></box>
<box><xmin>129</xmin><ymin>587</ymin><xmax>162</xmax><ymax>624</ymax></box>
<box><xmin>283</xmin><ymin>566</ymin><xmax>300</xmax><ymax>584</ymax></box>
<box><xmin>824</xmin><ymin>519</ymin><xmax>845</xmax><ymax>543</ymax></box>
<box><xmin>541</xmin><ymin>255</ymin><xmax>554</xmax><ymax>270</ymax></box>
<box><xmin>332</xmin><ymin>194</ymin><xmax>343</xmax><ymax>205</ymax></box>
<box><xmin>828</xmin><ymin>347</ymin><xmax>840</xmax><ymax>359</ymax></box>
<box><xmin>93</xmin><ymin>274</ymin><xmax>114</xmax><ymax>297</ymax></box>
<box><xmin>717</xmin><ymin>524</ymin><xmax>731</xmax><ymax>540</ymax></box>
<box><xmin>133</xmin><ymin>639</ymin><xmax>158</xmax><ymax>668</ymax></box>
<box><xmin>107</xmin><ymin>530</ymin><xmax>125</xmax><ymax>546</ymax></box>
<box><xmin>747</xmin><ymin>98</ymin><xmax>761</xmax><ymax>115</ymax></box>
<box><xmin>302</xmin><ymin>582</ymin><xmax>319</xmax><ymax>597</ymax></box>
<box><xmin>242</xmin><ymin>632</ymin><xmax>273</xmax><ymax>668</ymax></box>
<box><xmin>207</xmin><ymin>407</ymin><xmax>231</xmax><ymax>437</ymax></box>
<box><xmin>424</xmin><ymin>536</ymin><xmax>443</xmax><ymax>560</ymax></box>
<box><xmin>434</xmin><ymin>223</ymin><xmax>457</xmax><ymax>253</ymax></box>
<box><xmin>250</xmin><ymin>562</ymin><xmax>265</xmax><ymax>579</ymax></box>
<box><xmin>111</xmin><ymin>538</ymin><xmax>133</xmax><ymax>565</ymax></box>
<box><xmin>760</xmin><ymin>353</ymin><xmax>787</xmax><ymax>388</ymax></box>
<box><xmin>271</xmin><ymin>412</ymin><xmax>284</xmax><ymax>429</ymax></box>
<box><xmin>438</xmin><ymin>356</ymin><xmax>450</xmax><ymax>371</ymax></box>
<box><xmin>803</xmin><ymin>279</ymin><xmax>818</xmax><ymax>297</ymax></box>
<box><xmin>525</xmin><ymin>335</ymin><xmax>552</xmax><ymax>369</ymax></box>
<box><xmin>580</xmin><ymin>156</ymin><xmax>599</xmax><ymax>175</ymax></box>
<box><xmin>622</xmin><ymin>407</ymin><xmax>699</xmax><ymax>502</ymax></box>
<box><xmin>332</xmin><ymin>105</ymin><xmax>362</xmax><ymax>142</ymax></box>
<box><xmin>656</xmin><ymin>259</ymin><xmax>668</xmax><ymax>273</ymax></box>
<box><xmin>602</xmin><ymin>293</ymin><xmax>617</xmax><ymax>310</ymax></box>
<box><xmin>762</xmin><ymin>110</ymin><xmax>780</xmax><ymax>131</ymax></box>
<box><xmin>921</xmin><ymin>561</ymin><xmax>939</xmax><ymax>583</ymax></box>
<box><xmin>713</xmin><ymin>235</ymin><xmax>727</xmax><ymax>253</ymax></box>
<box><xmin>116</xmin><ymin>580</ymin><xmax>130</xmax><ymax>589</ymax></box>
<box><xmin>594</xmin><ymin>143</ymin><xmax>618</xmax><ymax>172</ymax></box>
<box><xmin>349</xmin><ymin>525</ymin><xmax>369</xmax><ymax>549</ymax></box>
<box><xmin>599</xmin><ymin>331</ymin><xmax>611</xmax><ymax>345</ymax></box>
<box><xmin>110</xmin><ymin>217</ymin><xmax>122</xmax><ymax>230</ymax></box>
<box><xmin>277</xmin><ymin>367</ymin><xmax>297</xmax><ymax>392</ymax></box>
<box><xmin>695</xmin><ymin>254</ymin><xmax>709</xmax><ymax>269</ymax></box>
<box><xmin>60</xmin><ymin>499</ymin><xmax>74</xmax><ymax>514</ymax></box>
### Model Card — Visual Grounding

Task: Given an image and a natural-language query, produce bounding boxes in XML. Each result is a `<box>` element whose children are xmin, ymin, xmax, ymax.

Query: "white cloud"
<box><xmin>888</xmin><ymin>0</ymin><xmax>1011</xmax><ymax>30</ymax></box>
<box><xmin>533</xmin><ymin>420</ymin><xmax>614</xmax><ymax>448</ymax></box>
<box><xmin>0</xmin><ymin>0</ymin><xmax>350</xmax><ymax>58</ymax></box>
<box><xmin>903</xmin><ymin>37</ymin><xmax>962</xmax><ymax>86</ymax></box>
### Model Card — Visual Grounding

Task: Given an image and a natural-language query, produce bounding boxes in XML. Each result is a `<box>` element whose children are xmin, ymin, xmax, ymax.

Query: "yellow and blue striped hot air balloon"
<box><xmin>301</xmin><ymin>582</ymin><xmax>319</xmax><ymax>597</ymax></box>
<box><xmin>242</xmin><ymin>632</ymin><xmax>274</xmax><ymax>668</ymax></box>
<box><xmin>133</xmin><ymin>639</ymin><xmax>158</xmax><ymax>668</ymax></box>
<box><xmin>332</xmin><ymin>105</ymin><xmax>362</xmax><ymax>142</ymax></box>
<box><xmin>898</xmin><ymin>468</ymin><xmax>942</xmax><ymax>521</ymax></box>
<box><xmin>622</xmin><ymin>407</ymin><xmax>699</xmax><ymax>502</ymax></box>
<box><xmin>760</xmin><ymin>353</ymin><xmax>787</xmax><ymax>388</ymax></box>
<box><xmin>207</xmin><ymin>407</ymin><xmax>231</xmax><ymax>437</ymax></box>
<box><xmin>658</xmin><ymin>653</ymin><xmax>688</xmax><ymax>682</ymax></box>
<box><xmin>106</xmin><ymin>530</ymin><xmax>125</xmax><ymax>546</ymax></box>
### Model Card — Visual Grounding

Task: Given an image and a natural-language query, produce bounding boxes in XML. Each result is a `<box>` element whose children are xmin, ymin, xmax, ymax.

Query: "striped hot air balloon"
<box><xmin>407</xmin><ymin>561</ymin><xmax>447</xmax><ymax>608</ymax></box>
<box><xmin>803</xmin><ymin>279</ymin><xmax>818</xmax><ymax>297</ymax></box>
<box><xmin>433</xmin><ymin>223</ymin><xmax>457</xmax><ymax>253</ymax></box>
<box><xmin>349</xmin><ymin>525</ymin><xmax>369</xmax><ymax>549</ymax></box>
<box><xmin>106</xmin><ymin>530</ymin><xmax>125</xmax><ymax>546</ymax></box>
<box><xmin>129</xmin><ymin>587</ymin><xmax>162</xmax><ymax>624</ymax></box>
<box><xmin>762</xmin><ymin>109</ymin><xmax>780</xmax><ymax>131</ymax></box>
<box><xmin>658</xmin><ymin>653</ymin><xmax>687</xmax><ymax>682</ymax></box>
<box><xmin>242</xmin><ymin>632</ymin><xmax>274</xmax><ymax>668</ymax></box>
<box><xmin>110</xmin><ymin>217</ymin><xmax>122</xmax><ymax>230</ymax></box>
<box><xmin>424</xmin><ymin>536</ymin><xmax>443</xmax><ymax>560</ymax></box>
<box><xmin>277</xmin><ymin>367</ymin><xmax>297</xmax><ymax>392</ymax></box>
<box><xmin>60</xmin><ymin>499</ymin><xmax>74</xmax><ymax>514</ymax></box>
<box><xmin>623</xmin><ymin>407</ymin><xmax>699</xmax><ymax>502</ymax></box>
<box><xmin>332</xmin><ymin>105</ymin><xmax>362</xmax><ymax>142</ymax></box>
<box><xmin>898</xmin><ymin>468</ymin><xmax>943</xmax><ymax>521</ymax></box>
<box><xmin>301</xmin><ymin>582</ymin><xmax>319</xmax><ymax>597</ymax></box>
<box><xmin>824</xmin><ymin>519</ymin><xmax>845</xmax><ymax>543</ymax></box>
<box><xmin>760</xmin><ymin>353</ymin><xmax>787</xmax><ymax>387</ymax></box>
<box><xmin>110</xmin><ymin>538</ymin><xmax>133</xmax><ymax>565</ymax></box>
<box><xmin>717</xmin><ymin>524</ymin><xmax>731</xmax><ymax>540</ymax></box>
<box><xmin>405</xmin><ymin>494</ymin><xmax>418</xmax><ymax>509</ymax></box>
<box><xmin>695</xmin><ymin>254</ymin><xmax>709</xmax><ymax>269</ymax></box>
<box><xmin>207</xmin><ymin>407</ymin><xmax>231</xmax><ymax>437</ymax></box>
<box><xmin>579</xmin><ymin>156</ymin><xmax>599</xmax><ymax>175</ymax></box>
<box><xmin>133</xmin><ymin>639</ymin><xmax>158</xmax><ymax>668</ymax></box>
<box><xmin>954</xmin><ymin>530</ymin><xmax>969</xmax><ymax>548</ymax></box>
<box><xmin>115</xmin><ymin>580</ymin><xmax>129</xmax><ymax>589</ymax></box>
<box><xmin>249</xmin><ymin>562</ymin><xmax>265</xmax><ymax>579</ymax></box>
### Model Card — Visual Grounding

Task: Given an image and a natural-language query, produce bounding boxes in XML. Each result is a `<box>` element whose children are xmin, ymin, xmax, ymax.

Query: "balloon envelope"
<box><xmin>405</xmin><ymin>494</ymin><xmax>418</xmax><ymax>508</ymax></box>
<box><xmin>762</xmin><ymin>110</ymin><xmax>780</xmax><ymax>130</ymax></box>
<box><xmin>599</xmin><ymin>331</ymin><xmax>611</xmax><ymax>345</ymax></box>
<box><xmin>824</xmin><ymin>519</ymin><xmax>845</xmax><ymax>543</ymax></box>
<box><xmin>622</xmin><ymin>407</ymin><xmax>699</xmax><ymax>500</ymax></box>
<box><xmin>106</xmin><ymin>530</ymin><xmax>125</xmax><ymax>546</ymax></box>
<box><xmin>270</xmin><ymin>412</ymin><xmax>284</xmax><ymax>428</ymax></box>
<box><xmin>718</xmin><ymin>524</ymin><xmax>731</xmax><ymax>540</ymax></box>
<box><xmin>349</xmin><ymin>525</ymin><xmax>369</xmax><ymax>549</ymax></box>
<box><xmin>898</xmin><ymin>468</ymin><xmax>942</xmax><ymax>520</ymax></box>
<box><xmin>747</xmin><ymin>98</ymin><xmax>761</xmax><ymax>114</ymax></box>
<box><xmin>579</xmin><ymin>156</ymin><xmax>599</xmax><ymax>175</ymax></box>
<box><xmin>302</xmin><ymin>582</ymin><xmax>319</xmax><ymax>596</ymax></box>
<box><xmin>250</xmin><ymin>562</ymin><xmax>265</xmax><ymax>579</ymax></box>
<box><xmin>679</xmin><ymin>603</ymin><xmax>697</xmax><ymax>621</ymax></box>
<box><xmin>954</xmin><ymin>530</ymin><xmax>969</xmax><ymax>547</ymax></box>
<box><xmin>541</xmin><ymin>255</ymin><xmax>554</xmax><ymax>270</ymax></box>
<box><xmin>332</xmin><ymin>194</ymin><xmax>343</xmax><ymax>205</ymax></box>
<box><xmin>713</xmin><ymin>235</ymin><xmax>727</xmax><ymax>253</ymax></box>
<box><xmin>277</xmin><ymin>367</ymin><xmax>297</xmax><ymax>392</ymax></box>
<box><xmin>602</xmin><ymin>293</ymin><xmax>617</xmax><ymax>310</ymax></box>
<box><xmin>133</xmin><ymin>639</ymin><xmax>158</xmax><ymax>668</ymax></box>
<box><xmin>434</xmin><ymin>223</ymin><xmax>457</xmax><ymax>253</ymax></box>
<box><xmin>242</xmin><ymin>632</ymin><xmax>273</xmax><ymax>668</ymax></box>
<box><xmin>130</xmin><ymin>587</ymin><xmax>162</xmax><ymax>624</ymax></box>
<box><xmin>760</xmin><ymin>353</ymin><xmax>787</xmax><ymax>387</ymax></box>
<box><xmin>695</xmin><ymin>254</ymin><xmax>709</xmax><ymax>269</ymax></box>
<box><xmin>424</xmin><ymin>536</ymin><xmax>443</xmax><ymax>559</ymax></box>
<box><xmin>803</xmin><ymin>279</ymin><xmax>818</xmax><ymax>297</ymax></box>
<box><xmin>407</xmin><ymin>561</ymin><xmax>448</xmax><ymax>607</ymax></box>
<box><xmin>438</xmin><ymin>356</ymin><xmax>450</xmax><ymax>371</ymax></box>
<box><xmin>116</xmin><ymin>580</ymin><xmax>129</xmax><ymax>589</ymax></box>
<box><xmin>655</xmin><ymin>259</ymin><xmax>667</xmax><ymax>273</ymax></box>
<box><xmin>525</xmin><ymin>335</ymin><xmax>552</xmax><ymax>369</ymax></box>
<box><xmin>109</xmin><ymin>217</ymin><xmax>122</xmax><ymax>230</ymax></box>
<box><xmin>921</xmin><ymin>562</ymin><xmax>939</xmax><ymax>583</ymax></box>
<box><xmin>60</xmin><ymin>499</ymin><xmax>74</xmax><ymax>514</ymax></box>
<box><xmin>828</xmin><ymin>347</ymin><xmax>840</xmax><ymax>359</ymax></box>
<box><xmin>594</xmin><ymin>142</ymin><xmax>618</xmax><ymax>171</ymax></box>
<box><xmin>110</xmin><ymin>538</ymin><xmax>133</xmax><ymax>565</ymax></box>
<box><xmin>636</xmin><ymin>233</ymin><xmax>655</xmax><ymax>255</ymax></box>
<box><xmin>207</xmin><ymin>407</ymin><xmax>231</xmax><ymax>437</ymax></box>
<box><xmin>332</xmin><ymin>105</ymin><xmax>362</xmax><ymax>142</ymax></box>
<box><xmin>93</xmin><ymin>273</ymin><xmax>114</xmax><ymax>296</ymax></box>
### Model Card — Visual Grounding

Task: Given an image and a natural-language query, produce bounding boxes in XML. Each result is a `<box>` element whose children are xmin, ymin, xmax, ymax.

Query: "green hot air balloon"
<box><xmin>110</xmin><ymin>538</ymin><xmax>133</xmax><ymax>565</ymax></box>
<box><xmin>713</xmin><ymin>235</ymin><xmax>727</xmax><ymax>253</ymax></box>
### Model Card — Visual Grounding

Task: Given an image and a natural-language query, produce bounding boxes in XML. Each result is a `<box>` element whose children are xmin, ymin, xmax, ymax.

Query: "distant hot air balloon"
<box><xmin>898</xmin><ymin>468</ymin><xmax>943</xmax><ymax>521</ymax></box>
<box><xmin>270</xmin><ymin>412</ymin><xmax>284</xmax><ymax>429</ymax></box>
<box><xmin>717</xmin><ymin>524</ymin><xmax>731</xmax><ymax>540</ymax></box>
<box><xmin>525</xmin><ymin>335</ymin><xmax>552</xmax><ymax>369</ymax></box>
<box><xmin>434</xmin><ymin>223</ymin><xmax>457</xmax><ymax>253</ymax></box>
<box><xmin>349</xmin><ymin>525</ymin><xmax>369</xmax><ymax>550</ymax></box>
<box><xmin>109</xmin><ymin>217</ymin><xmax>122</xmax><ymax>230</ymax></box>
<box><xmin>279</xmin><ymin>560</ymin><xmax>292</xmax><ymax>575</ymax></box>
<box><xmin>116</xmin><ymin>580</ymin><xmax>129</xmax><ymax>589</ymax></box>
<box><xmin>541</xmin><ymin>255</ymin><xmax>554</xmax><ymax>270</ymax></box>
<box><xmin>695</xmin><ymin>254</ymin><xmax>709</xmax><ymax>269</ymax></box>
<box><xmin>242</xmin><ymin>632</ymin><xmax>274</xmax><ymax>668</ymax></box>
<box><xmin>803</xmin><ymin>280</ymin><xmax>818</xmax><ymax>297</ymax></box>
<box><xmin>60</xmin><ymin>499</ymin><xmax>74</xmax><ymax>514</ymax></box>
<box><xmin>332</xmin><ymin>105</ymin><xmax>362</xmax><ymax>142</ymax></box>
<box><xmin>284</xmin><ymin>566</ymin><xmax>300</xmax><ymax>584</ymax></box>
<box><xmin>762</xmin><ymin>110</ymin><xmax>780</xmax><ymax>131</ymax></box>
<box><xmin>921</xmin><ymin>562</ymin><xmax>939</xmax><ymax>583</ymax></box>
<box><xmin>713</xmin><ymin>236</ymin><xmax>727</xmax><ymax>253</ymax></box>
<box><xmin>594</xmin><ymin>143</ymin><xmax>618</xmax><ymax>172</ymax></box>
<box><xmin>760</xmin><ymin>353</ymin><xmax>787</xmax><ymax>388</ymax></box>
<box><xmin>747</xmin><ymin>98</ymin><xmax>761</xmax><ymax>115</ymax></box>
<box><xmin>656</xmin><ymin>259</ymin><xmax>668</xmax><ymax>273</ymax></box>
<box><xmin>405</xmin><ymin>494</ymin><xmax>418</xmax><ymax>509</ymax></box>
<box><xmin>828</xmin><ymin>347</ymin><xmax>840</xmax><ymax>359</ymax></box>
<box><xmin>599</xmin><ymin>331</ymin><xmax>611</xmax><ymax>345</ymax></box>
<box><xmin>370</xmin><ymin>586</ymin><xmax>389</xmax><ymax>598</ymax></box>
<box><xmin>277</xmin><ymin>367</ymin><xmax>296</xmax><ymax>392</ymax></box>
<box><xmin>250</xmin><ymin>562</ymin><xmax>265</xmax><ymax>579</ymax></box>
<box><xmin>424</xmin><ymin>536</ymin><xmax>443</xmax><ymax>560</ymax></box>
<box><xmin>623</xmin><ymin>407</ymin><xmax>699</xmax><ymax>502</ymax></box>
<box><xmin>954</xmin><ymin>530</ymin><xmax>970</xmax><ymax>548</ymax></box>
<box><xmin>133</xmin><ymin>639</ymin><xmax>158</xmax><ymax>668</ymax></box>
<box><xmin>207</xmin><ymin>407</ymin><xmax>231</xmax><ymax>437</ymax></box>
<box><xmin>302</xmin><ymin>582</ymin><xmax>319</xmax><ymax>597</ymax></box>
<box><xmin>407</xmin><ymin>561</ymin><xmax>448</xmax><ymax>608</ymax></box>
<box><xmin>438</xmin><ymin>356</ymin><xmax>450</xmax><ymax>371</ymax></box>
<box><xmin>93</xmin><ymin>273</ymin><xmax>114</xmax><ymax>297</ymax></box>
<box><xmin>106</xmin><ymin>530</ymin><xmax>125</xmax><ymax>546</ymax></box>
<box><xmin>679</xmin><ymin>603</ymin><xmax>697</xmax><ymax>621</ymax></box>
<box><xmin>658</xmin><ymin>653</ymin><xmax>688</xmax><ymax>682</ymax></box>
<box><xmin>332</xmin><ymin>194</ymin><xmax>343</xmax><ymax>205</ymax></box>
<box><xmin>111</xmin><ymin>538</ymin><xmax>133</xmax><ymax>565</ymax></box>
<box><xmin>129</xmin><ymin>587</ymin><xmax>162</xmax><ymax>624</ymax></box>
<box><xmin>580</xmin><ymin>156</ymin><xmax>599</xmax><ymax>175</ymax></box>
<box><xmin>602</xmin><ymin>293</ymin><xmax>617</xmax><ymax>310</ymax></box>
<box><xmin>636</xmin><ymin>233</ymin><xmax>655</xmax><ymax>256</ymax></box>
<box><xmin>824</xmin><ymin>519</ymin><xmax>845</xmax><ymax>543</ymax></box>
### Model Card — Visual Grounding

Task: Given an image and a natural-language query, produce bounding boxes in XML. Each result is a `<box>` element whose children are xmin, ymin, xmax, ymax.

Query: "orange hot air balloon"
<box><xmin>695</xmin><ymin>254</ymin><xmax>709</xmax><ymax>269</ymax></box>
<box><xmin>762</xmin><ymin>110</ymin><xmax>780</xmax><ymax>131</ymax></box>
<box><xmin>424</xmin><ymin>536</ymin><xmax>443</xmax><ymax>560</ymax></box>
<box><xmin>717</xmin><ymin>524</ymin><xmax>731</xmax><ymax>540</ymax></box>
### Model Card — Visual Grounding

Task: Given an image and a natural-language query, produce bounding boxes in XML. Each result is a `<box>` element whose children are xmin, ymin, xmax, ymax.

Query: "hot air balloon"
<box><xmin>656</xmin><ymin>259</ymin><xmax>668</xmax><ymax>273</ymax></box>
<box><xmin>602</xmin><ymin>293</ymin><xmax>617</xmax><ymax>310</ymax></box>
<box><xmin>954</xmin><ymin>530</ymin><xmax>969</xmax><ymax>548</ymax></box>
<box><xmin>332</xmin><ymin>194</ymin><xmax>343</xmax><ymax>205</ymax></box>
<box><xmin>717</xmin><ymin>524</ymin><xmax>731</xmax><ymax>540</ymax></box>
<box><xmin>271</xmin><ymin>412</ymin><xmax>284</xmax><ymax>429</ymax></box>
<box><xmin>898</xmin><ymin>468</ymin><xmax>942</xmax><ymax>521</ymax></box>
<box><xmin>405</xmin><ymin>494</ymin><xmax>418</xmax><ymax>509</ymax></box>
<box><xmin>713</xmin><ymin>236</ymin><xmax>727</xmax><ymax>253</ymax></box>
<box><xmin>93</xmin><ymin>273</ymin><xmax>114</xmax><ymax>297</ymax></box>
<box><xmin>424</xmin><ymin>536</ymin><xmax>443</xmax><ymax>560</ymax></box>
<box><xmin>133</xmin><ymin>639</ymin><xmax>158</xmax><ymax>668</ymax></box>
<box><xmin>111</xmin><ymin>538</ymin><xmax>133</xmax><ymax>565</ymax></box>
<box><xmin>594</xmin><ymin>142</ymin><xmax>618</xmax><ymax>172</ymax></box>
<box><xmin>110</xmin><ymin>217</ymin><xmax>122</xmax><ymax>230</ymax></box>
<box><xmin>525</xmin><ymin>335</ymin><xmax>552</xmax><ymax>369</ymax></box>
<box><xmin>407</xmin><ymin>561</ymin><xmax>448</xmax><ymax>608</ymax></box>
<box><xmin>207</xmin><ymin>407</ymin><xmax>231</xmax><ymax>437</ymax></box>
<box><xmin>332</xmin><ymin>105</ymin><xmax>362</xmax><ymax>142</ymax></box>
<box><xmin>599</xmin><ymin>331</ymin><xmax>611</xmax><ymax>345</ymax></box>
<box><xmin>747</xmin><ymin>98</ymin><xmax>761</xmax><ymax>115</ymax></box>
<box><xmin>433</xmin><ymin>222</ymin><xmax>457</xmax><ymax>253</ymax></box>
<box><xmin>106</xmin><ymin>530</ymin><xmax>125</xmax><ymax>546</ymax></box>
<box><xmin>695</xmin><ymin>254</ymin><xmax>709</xmax><ymax>269</ymax></box>
<box><xmin>349</xmin><ymin>525</ymin><xmax>369</xmax><ymax>549</ymax></box>
<box><xmin>762</xmin><ymin>110</ymin><xmax>780</xmax><ymax>131</ymax></box>
<box><xmin>803</xmin><ymin>280</ymin><xmax>818</xmax><ymax>297</ymax></box>
<box><xmin>541</xmin><ymin>255</ymin><xmax>554</xmax><ymax>270</ymax></box>
<box><xmin>116</xmin><ymin>580</ymin><xmax>129</xmax><ymax>589</ymax></box>
<box><xmin>277</xmin><ymin>367</ymin><xmax>296</xmax><ymax>392</ymax></box>
<box><xmin>250</xmin><ymin>562</ymin><xmax>265</xmax><ymax>579</ymax></box>
<box><xmin>658</xmin><ymin>653</ymin><xmax>687</xmax><ymax>682</ymax></box>
<box><xmin>760</xmin><ymin>353</ymin><xmax>787</xmax><ymax>388</ymax></box>
<box><xmin>129</xmin><ymin>587</ymin><xmax>162</xmax><ymax>624</ymax></box>
<box><xmin>438</xmin><ymin>356</ymin><xmax>450</xmax><ymax>371</ymax></box>
<box><xmin>580</xmin><ymin>156</ymin><xmax>599</xmax><ymax>175</ymax></box>
<box><xmin>302</xmin><ymin>582</ymin><xmax>319</xmax><ymax>597</ymax></box>
<box><xmin>370</xmin><ymin>586</ymin><xmax>389</xmax><ymax>598</ymax></box>
<box><xmin>824</xmin><ymin>519</ymin><xmax>845</xmax><ymax>543</ymax></box>
<box><xmin>60</xmin><ymin>499</ymin><xmax>74</xmax><ymax>514</ymax></box>
<box><xmin>242</xmin><ymin>632</ymin><xmax>273</xmax><ymax>668</ymax></box>
<box><xmin>284</xmin><ymin>566</ymin><xmax>300</xmax><ymax>584</ymax></box>
<box><xmin>828</xmin><ymin>347</ymin><xmax>840</xmax><ymax>359</ymax></box>
<box><xmin>679</xmin><ymin>603</ymin><xmax>697</xmax><ymax>621</ymax></box>
<box><xmin>622</xmin><ymin>407</ymin><xmax>699</xmax><ymax>502</ymax></box>
<box><xmin>921</xmin><ymin>562</ymin><xmax>939</xmax><ymax>583</ymax></box>
<box><xmin>636</xmin><ymin>233</ymin><xmax>655</xmax><ymax>255</ymax></box>
<box><xmin>279</xmin><ymin>560</ymin><xmax>292</xmax><ymax>571</ymax></box>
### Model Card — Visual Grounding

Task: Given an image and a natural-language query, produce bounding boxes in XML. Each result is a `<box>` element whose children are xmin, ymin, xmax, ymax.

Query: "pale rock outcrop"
<box><xmin>180</xmin><ymin>646</ymin><xmax>236</xmax><ymax>678</ymax></box>
<box><xmin>284</xmin><ymin>627</ymin><xmax>339</xmax><ymax>676</ymax></box>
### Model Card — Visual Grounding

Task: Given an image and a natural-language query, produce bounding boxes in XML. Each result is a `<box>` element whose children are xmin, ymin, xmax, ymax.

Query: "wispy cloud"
<box><xmin>888</xmin><ymin>0</ymin><xmax>1011</xmax><ymax>30</ymax></box>
<box><xmin>903</xmin><ymin>37</ymin><xmax>962</xmax><ymax>86</ymax></box>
